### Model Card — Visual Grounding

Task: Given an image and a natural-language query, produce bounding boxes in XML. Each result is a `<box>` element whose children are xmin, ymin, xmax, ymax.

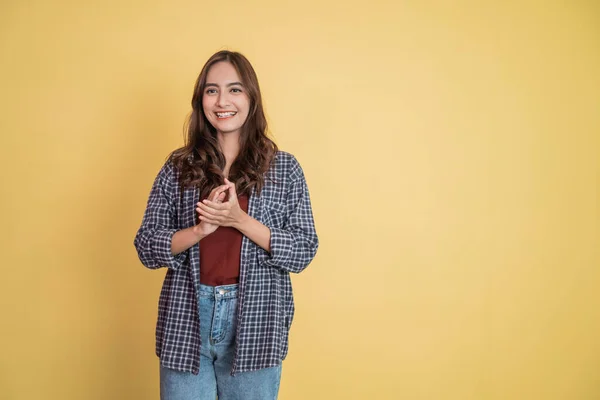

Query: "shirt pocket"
<box><xmin>263</xmin><ymin>200</ymin><xmax>287</xmax><ymax>228</ymax></box>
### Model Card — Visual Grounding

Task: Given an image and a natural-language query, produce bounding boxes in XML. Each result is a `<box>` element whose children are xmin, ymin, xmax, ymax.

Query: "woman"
<box><xmin>133</xmin><ymin>50</ymin><xmax>319</xmax><ymax>400</ymax></box>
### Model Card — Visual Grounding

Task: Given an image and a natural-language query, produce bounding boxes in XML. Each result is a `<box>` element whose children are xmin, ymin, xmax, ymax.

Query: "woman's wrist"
<box><xmin>192</xmin><ymin>224</ymin><xmax>209</xmax><ymax>241</ymax></box>
<box><xmin>233</xmin><ymin>212</ymin><xmax>251</xmax><ymax>232</ymax></box>
<box><xmin>233</xmin><ymin>213</ymin><xmax>271</xmax><ymax>253</ymax></box>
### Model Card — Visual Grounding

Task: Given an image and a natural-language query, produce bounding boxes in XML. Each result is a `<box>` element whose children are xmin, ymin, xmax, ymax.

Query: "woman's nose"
<box><xmin>217</xmin><ymin>92</ymin><xmax>230</xmax><ymax>107</ymax></box>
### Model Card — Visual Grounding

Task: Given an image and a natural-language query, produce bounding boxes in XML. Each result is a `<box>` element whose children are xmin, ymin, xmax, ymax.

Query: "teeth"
<box><xmin>217</xmin><ymin>112</ymin><xmax>236</xmax><ymax>118</ymax></box>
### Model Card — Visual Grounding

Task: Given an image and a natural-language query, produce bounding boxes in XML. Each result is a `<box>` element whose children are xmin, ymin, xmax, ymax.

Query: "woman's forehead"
<box><xmin>206</xmin><ymin>62</ymin><xmax>241</xmax><ymax>83</ymax></box>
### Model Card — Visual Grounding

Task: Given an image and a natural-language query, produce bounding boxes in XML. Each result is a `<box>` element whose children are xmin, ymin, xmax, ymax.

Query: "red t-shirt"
<box><xmin>199</xmin><ymin>194</ymin><xmax>249</xmax><ymax>286</ymax></box>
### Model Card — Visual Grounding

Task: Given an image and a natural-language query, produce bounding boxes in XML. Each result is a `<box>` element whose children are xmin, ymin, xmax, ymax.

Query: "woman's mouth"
<box><xmin>216</xmin><ymin>111</ymin><xmax>237</xmax><ymax>119</ymax></box>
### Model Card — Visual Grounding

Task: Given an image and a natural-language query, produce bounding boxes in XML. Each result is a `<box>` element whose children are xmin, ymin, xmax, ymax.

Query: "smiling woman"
<box><xmin>133</xmin><ymin>50</ymin><xmax>319</xmax><ymax>400</ymax></box>
<box><xmin>202</xmin><ymin>64</ymin><xmax>250</xmax><ymax>138</ymax></box>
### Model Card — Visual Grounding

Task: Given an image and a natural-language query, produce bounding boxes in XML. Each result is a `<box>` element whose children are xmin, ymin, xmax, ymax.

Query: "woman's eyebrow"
<box><xmin>205</xmin><ymin>82</ymin><xmax>244</xmax><ymax>88</ymax></box>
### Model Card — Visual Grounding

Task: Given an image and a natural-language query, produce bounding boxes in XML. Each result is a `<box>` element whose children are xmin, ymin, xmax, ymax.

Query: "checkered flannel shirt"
<box><xmin>134</xmin><ymin>151</ymin><xmax>319</xmax><ymax>376</ymax></box>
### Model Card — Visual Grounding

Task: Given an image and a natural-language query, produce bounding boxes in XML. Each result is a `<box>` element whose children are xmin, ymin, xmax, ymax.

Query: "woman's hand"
<box><xmin>196</xmin><ymin>178</ymin><xmax>248</xmax><ymax>229</ymax></box>
<box><xmin>194</xmin><ymin>184</ymin><xmax>229</xmax><ymax>237</ymax></box>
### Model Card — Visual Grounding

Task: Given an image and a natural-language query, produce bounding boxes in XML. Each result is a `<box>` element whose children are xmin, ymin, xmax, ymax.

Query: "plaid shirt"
<box><xmin>134</xmin><ymin>151</ymin><xmax>319</xmax><ymax>376</ymax></box>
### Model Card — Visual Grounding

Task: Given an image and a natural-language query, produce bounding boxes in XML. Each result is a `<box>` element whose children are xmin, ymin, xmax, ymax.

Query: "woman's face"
<box><xmin>202</xmin><ymin>61</ymin><xmax>250</xmax><ymax>137</ymax></box>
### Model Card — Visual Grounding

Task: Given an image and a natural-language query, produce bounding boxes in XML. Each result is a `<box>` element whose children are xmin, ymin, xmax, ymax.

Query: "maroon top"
<box><xmin>199</xmin><ymin>194</ymin><xmax>249</xmax><ymax>286</ymax></box>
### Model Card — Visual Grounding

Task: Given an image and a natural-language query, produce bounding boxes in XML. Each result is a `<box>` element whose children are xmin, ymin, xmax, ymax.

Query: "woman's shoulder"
<box><xmin>158</xmin><ymin>155</ymin><xmax>178</xmax><ymax>177</ymax></box>
<box><xmin>156</xmin><ymin>147</ymin><xmax>192</xmax><ymax>176</ymax></box>
<box><xmin>272</xmin><ymin>150</ymin><xmax>305</xmax><ymax>182</ymax></box>
<box><xmin>148</xmin><ymin>153</ymin><xmax>181</xmax><ymax>189</ymax></box>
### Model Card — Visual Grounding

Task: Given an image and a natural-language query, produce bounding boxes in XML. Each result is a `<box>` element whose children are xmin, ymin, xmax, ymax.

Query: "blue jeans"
<box><xmin>160</xmin><ymin>283</ymin><xmax>283</xmax><ymax>400</ymax></box>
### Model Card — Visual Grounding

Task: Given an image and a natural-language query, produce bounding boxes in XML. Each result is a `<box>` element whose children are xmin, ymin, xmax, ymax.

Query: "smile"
<box><xmin>216</xmin><ymin>111</ymin><xmax>237</xmax><ymax>119</ymax></box>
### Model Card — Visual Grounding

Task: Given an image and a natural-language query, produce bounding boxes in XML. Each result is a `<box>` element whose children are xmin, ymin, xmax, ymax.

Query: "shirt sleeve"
<box><xmin>133</xmin><ymin>161</ymin><xmax>187</xmax><ymax>270</ymax></box>
<box><xmin>262</xmin><ymin>161</ymin><xmax>319</xmax><ymax>274</ymax></box>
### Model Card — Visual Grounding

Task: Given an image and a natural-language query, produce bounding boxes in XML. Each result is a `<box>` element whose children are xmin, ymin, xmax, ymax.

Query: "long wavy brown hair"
<box><xmin>169</xmin><ymin>50</ymin><xmax>278</xmax><ymax>200</ymax></box>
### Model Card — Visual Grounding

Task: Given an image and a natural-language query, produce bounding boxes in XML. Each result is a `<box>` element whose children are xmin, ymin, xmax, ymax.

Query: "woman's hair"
<box><xmin>169</xmin><ymin>50</ymin><xmax>278</xmax><ymax>199</ymax></box>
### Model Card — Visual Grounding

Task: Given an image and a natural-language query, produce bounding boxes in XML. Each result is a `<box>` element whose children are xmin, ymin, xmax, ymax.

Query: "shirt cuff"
<box><xmin>153</xmin><ymin>228</ymin><xmax>186</xmax><ymax>269</ymax></box>
<box><xmin>265</xmin><ymin>227</ymin><xmax>293</xmax><ymax>266</ymax></box>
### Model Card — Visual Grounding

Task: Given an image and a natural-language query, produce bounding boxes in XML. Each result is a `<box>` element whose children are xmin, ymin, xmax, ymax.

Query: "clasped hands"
<box><xmin>195</xmin><ymin>178</ymin><xmax>247</xmax><ymax>236</ymax></box>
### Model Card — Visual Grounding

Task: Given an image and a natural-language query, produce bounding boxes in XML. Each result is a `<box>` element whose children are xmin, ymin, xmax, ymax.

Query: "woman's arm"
<box><xmin>171</xmin><ymin>185</ymin><xmax>229</xmax><ymax>255</ymax></box>
<box><xmin>197</xmin><ymin>179</ymin><xmax>272</xmax><ymax>252</ymax></box>
<box><xmin>233</xmin><ymin>213</ymin><xmax>271</xmax><ymax>253</ymax></box>
<box><xmin>135</xmin><ymin>163</ymin><xmax>230</xmax><ymax>269</ymax></box>
<box><xmin>259</xmin><ymin>174</ymin><xmax>319</xmax><ymax>274</ymax></box>
<box><xmin>197</xmin><ymin>159</ymin><xmax>319</xmax><ymax>274</ymax></box>
<box><xmin>170</xmin><ymin>226</ymin><xmax>209</xmax><ymax>255</ymax></box>
<box><xmin>134</xmin><ymin>161</ymin><xmax>187</xmax><ymax>270</ymax></box>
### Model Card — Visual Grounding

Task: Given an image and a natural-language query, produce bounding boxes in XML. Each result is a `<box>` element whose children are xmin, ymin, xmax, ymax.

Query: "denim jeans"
<box><xmin>160</xmin><ymin>283</ymin><xmax>283</xmax><ymax>400</ymax></box>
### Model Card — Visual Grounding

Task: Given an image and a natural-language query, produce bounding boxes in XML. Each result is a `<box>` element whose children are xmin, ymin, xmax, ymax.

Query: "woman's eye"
<box><xmin>231</xmin><ymin>88</ymin><xmax>242</xmax><ymax>93</ymax></box>
<box><xmin>206</xmin><ymin>89</ymin><xmax>217</xmax><ymax>94</ymax></box>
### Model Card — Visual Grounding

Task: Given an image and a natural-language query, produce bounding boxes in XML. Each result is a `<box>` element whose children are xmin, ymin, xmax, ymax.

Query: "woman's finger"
<box><xmin>208</xmin><ymin>184</ymin><xmax>230</xmax><ymax>201</ymax></box>
<box><xmin>215</xmin><ymin>191</ymin><xmax>226</xmax><ymax>203</ymax></box>
<box><xmin>198</xmin><ymin>215</ymin><xmax>220</xmax><ymax>225</ymax></box>
<box><xmin>196</xmin><ymin>206</ymin><xmax>218</xmax><ymax>218</ymax></box>
<box><xmin>201</xmin><ymin>199</ymin><xmax>230</xmax><ymax>210</ymax></box>
<box><xmin>199</xmin><ymin>188</ymin><xmax>228</xmax><ymax>208</ymax></box>
<box><xmin>197</xmin><ymin>210</ymin><xmax>222</xmax><ymax>224</ymax></box>
<box><xmin>223</xmin><ymin>179</ymin><xmax>239</xmax><ymax>205</ymax></box>
<box><xmin>212</xmin><ymin>183</ymin><xmax>229</xmax><ymax>193</ymax></box>
<box><xmin>197</xmin><ymin>203</ymin><xmax>226</xmax><ymax>216</ymax></box>
<box><xmin>224</xmin><ymin>178</ymin><xmax>237</xmax><ymax>194</ymax></box>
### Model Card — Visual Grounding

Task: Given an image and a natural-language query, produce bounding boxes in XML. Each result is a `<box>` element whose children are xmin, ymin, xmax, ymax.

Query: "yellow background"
<box><xmin>1</xmin><ymin>0</ymin><xmax>598</xmax><ymax>399</ymax></box>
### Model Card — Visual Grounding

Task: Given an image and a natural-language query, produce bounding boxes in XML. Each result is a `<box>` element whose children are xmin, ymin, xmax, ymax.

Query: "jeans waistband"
<box><xmin>198</xmin><ymin>283</ymin><xmax>238</xmax><ymax>299</ymax></box>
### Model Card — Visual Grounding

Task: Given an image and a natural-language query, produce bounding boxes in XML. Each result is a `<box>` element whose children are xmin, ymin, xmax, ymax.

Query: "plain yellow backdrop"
<box><xmin>1</xmin><ymin>0</ymin><xmax>598</xmax><ymax>399</ymax></box>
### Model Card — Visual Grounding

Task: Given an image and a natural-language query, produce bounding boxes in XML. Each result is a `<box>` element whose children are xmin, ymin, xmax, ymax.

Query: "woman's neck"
<box><xmin>217</xmin><ymin>131</ymin><xmax>240</xmax><ymax>178</ymax></box>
